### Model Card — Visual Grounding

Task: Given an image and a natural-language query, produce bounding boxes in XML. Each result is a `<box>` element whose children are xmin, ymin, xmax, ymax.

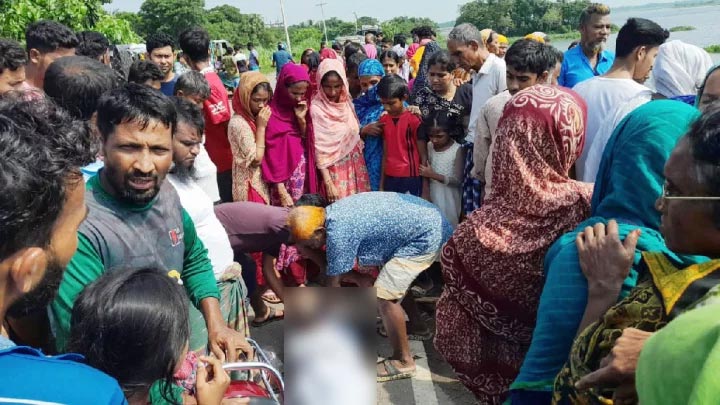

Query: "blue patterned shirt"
<box><xmin>325</xmin><ymin>192</ymin><xmax>452</xmax><ymax>276</ymax></box>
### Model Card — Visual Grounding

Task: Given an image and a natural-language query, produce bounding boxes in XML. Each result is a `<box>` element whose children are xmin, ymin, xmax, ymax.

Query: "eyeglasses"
<box><xmin>662</xmin><ymin>183</ymin><xmax>720</xmax><ymax>201</ymax></box>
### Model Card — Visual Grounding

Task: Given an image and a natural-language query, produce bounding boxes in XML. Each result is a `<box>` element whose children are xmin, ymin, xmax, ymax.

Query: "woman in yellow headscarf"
<box><xmin>497</xmin><ymin>34</ymin><xmax>509</xmax><ymax>58</ymax></box>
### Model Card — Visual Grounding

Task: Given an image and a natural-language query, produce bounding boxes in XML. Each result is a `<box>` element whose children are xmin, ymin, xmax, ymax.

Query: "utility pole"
<box><xmin>279</xmin><ymin>0</ymin><xmax>292</xmax><ymax>55</ymax></box>
<box><xmin>316</xmin><ymin>2</ymin><xmax>329</xmax><ymax>43</ymax></box>
<box><xmin>353</xmin><ymin>12</ymin><xmax>359</xmax><ymax>34</ymax></box>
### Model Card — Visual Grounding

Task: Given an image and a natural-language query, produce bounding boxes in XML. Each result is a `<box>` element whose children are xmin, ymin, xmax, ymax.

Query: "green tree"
<box><xmin>205</xmin><ymin>5</ymin><xmax>266</xmax><ymax>46</ymax></box>
<box><xmin>380</xmin><ymin>17</ymin><xmax>438</xmax><ymax>40</ymax></box>
<box><xmin>115</xmin><ymin>11</ymin><xmax>143</xmax><ymax>36</ymax></box>
<box><xmin>137</xmin><ymin>0</ymin><xmax>206</xmax><ymax>38</ymax></box>
<box><xmin>321</xmin><ymin>17</ymin><xmax>356</xmax><ymax>39</ymax></box>
<box><xmin>357</xmin><ymin>16</ymin><xmax>379</xmax><ymax>26</ymax></box>
<box><xmin>456</xmin><ymin>0</ymin><xmax>590</xmax><ymax>36</ymax></box>
<box><xmin>0</xmin><ymin>0</ymin><xmax>140</xmax><ymax>43</ymax></box>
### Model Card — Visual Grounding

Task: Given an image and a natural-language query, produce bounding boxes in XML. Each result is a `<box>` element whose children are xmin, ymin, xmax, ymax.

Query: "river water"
<box><xmin>550</xmin><ymin>4</ymin><xmax>720</xmax><ymax>61</ymax></box>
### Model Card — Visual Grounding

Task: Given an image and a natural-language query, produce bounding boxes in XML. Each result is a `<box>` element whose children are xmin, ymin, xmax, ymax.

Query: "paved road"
<box><xmin>248</xmin><ymin>298</ymin><xmax>475</xmax><ymax>405</ymax></box>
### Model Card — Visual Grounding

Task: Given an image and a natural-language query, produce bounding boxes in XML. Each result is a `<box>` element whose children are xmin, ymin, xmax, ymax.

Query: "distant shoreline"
<box><xmin>613</xmin><ymin>0</ymin><xmax>720</xmax><ymax>12</ymax></box>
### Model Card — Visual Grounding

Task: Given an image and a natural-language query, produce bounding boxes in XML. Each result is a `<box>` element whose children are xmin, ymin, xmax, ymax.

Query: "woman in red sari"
<box><xmin>434</xmin><ymin>85</ymin><xmax>592</xmax><ymax>404</ymax></box>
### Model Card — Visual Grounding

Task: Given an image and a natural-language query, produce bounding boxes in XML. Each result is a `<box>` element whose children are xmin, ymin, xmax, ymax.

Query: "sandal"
<box><xmin>261</xmin><ymin>290</ymin><xmax>282</xmax><ymax>304</ymax></box>
<box><xmin>251</xmin><ymin>307</ymin><xmax>284</xmax><ymax>327</ymax></box>
<box><xmin>377</xmin><ymin>358</ymin><xmax>416</xmax><ymax>382</ymax></box>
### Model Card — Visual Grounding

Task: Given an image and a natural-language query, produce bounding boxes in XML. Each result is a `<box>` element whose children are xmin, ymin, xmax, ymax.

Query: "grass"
<box><xmin>669</xmin><ymin>25</ymin><xmax>696</xmax><ymax>32</ymax></box>
<box><xmin>705</xmin><ymin>44</ymin><xmax>720</xmax><ymax>53</ymax></box>
<box><xmin>256</xmin><ymin>39</ymin><xmax>320</xmax><ymax>76</ymax></box>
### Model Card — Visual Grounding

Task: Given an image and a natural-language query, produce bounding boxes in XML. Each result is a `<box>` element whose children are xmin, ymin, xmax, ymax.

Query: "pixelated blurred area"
<box><xmin>249</xmin><ymin>286</ymin><xmax>476</xmax><ymax>404</ymax></box>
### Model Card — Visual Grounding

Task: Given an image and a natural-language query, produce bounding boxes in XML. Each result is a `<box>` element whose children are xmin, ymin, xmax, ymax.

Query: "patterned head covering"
<box><xmin>358</xmin><ymin>59</ymin><xmax>385</xmax><ymax>77</ymax></box>
<box><xmin>435</xmin><ymin>84</ymin><xmax>593</xmax><ymax>402</ymax></box>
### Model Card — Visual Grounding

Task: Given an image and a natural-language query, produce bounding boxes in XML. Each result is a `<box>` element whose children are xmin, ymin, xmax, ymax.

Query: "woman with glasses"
<box><xmin>509</xmin><ymin>100</ymin><xmax>707</xmax><ymax>404</ymax></box>
<box><xmin>551</xmin><ymin>103</ymin><xmax>720</xmax><ymax>404</ymax></box>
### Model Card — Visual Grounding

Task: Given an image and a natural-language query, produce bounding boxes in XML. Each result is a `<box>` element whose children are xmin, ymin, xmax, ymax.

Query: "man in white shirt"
<box><xmin>168</xmin><ymin>97</ymin><xmax>280</xmax><ymax>327</ymax></box>
<box><xmin>447</xmin><ymin>23</ymin><xmax>507</xmax><ymax>144</ymax></box>
<box><xmin>473</xmin><ymin>39</ymin><xmax>556</xmax><ymax>199</ymax></box>
<box><xmin>573</xmin><ymin>17</ymin><xmax>669</xmax><ymax>181</ymax></box>
<box><xmin>233</xmin><ymin>45</ymin><xmax>248</xmax><ymax>72</ymax></box>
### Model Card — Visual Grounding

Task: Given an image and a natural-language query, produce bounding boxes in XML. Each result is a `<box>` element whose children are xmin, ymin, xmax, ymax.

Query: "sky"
<box><xmin>104</xmin><ymin>0</ymin><xmax>680</xmax><ymax>26</ymax></box>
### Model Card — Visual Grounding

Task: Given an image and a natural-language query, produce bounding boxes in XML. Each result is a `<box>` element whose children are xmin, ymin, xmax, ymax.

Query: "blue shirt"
<box><xmin>0</xmin><ymin>344</ymin><xmax>127</xmax><ymax>404</ymax></box>
<box><xmin>160</xmin><ymin>75</ymin><xmax>179</xmax><ymax>97</ymax></box>
<box><xmin>272</xmin><ymin>50</ymin><xmax>293</xmax><ymax>73</ymax></box>
<box><xmin>559</xmin><ymin>45</ymin><xmax>615</xmax><ymax>88</ymax></box>
<box><xmin>325</xmin><ymin>192</ymin><xmax>452</xmax><ymax>276</ymax></box>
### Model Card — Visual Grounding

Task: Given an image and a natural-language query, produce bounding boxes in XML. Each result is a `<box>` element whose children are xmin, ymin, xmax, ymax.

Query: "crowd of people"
<box><xmin>1</xmin><ymin>2</ymin><xmax>720</xmax><ymax>404</ymax></box>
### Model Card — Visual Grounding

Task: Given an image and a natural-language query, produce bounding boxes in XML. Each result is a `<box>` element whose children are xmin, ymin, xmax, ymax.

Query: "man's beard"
<box><xmin>171</xmin><ymin>160</ymin><xmax>196</xmax><ymax>181</ymax></box>
<box><xmin>6</xmin><ymin>253</ymin><xmax>64</xmax><ymax>318</ymax></box>
<box><xmin>104</xmin><ymin>164</ymin><xmax>161</xmax><ymax>205</ymax></box>
<box><xmin>586</xmin><ymin>40</ymin><xmax>605</xmax><ymax>54</ymax></box>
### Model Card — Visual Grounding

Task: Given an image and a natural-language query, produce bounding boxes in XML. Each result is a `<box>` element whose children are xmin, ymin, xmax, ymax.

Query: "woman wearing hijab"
<box><xmin>697</xmin><ymin>63</ymin><xmax>720</xmax><ymax>112</ymax></box>
<box><xmin>229</xmin><ymin>71</ymin><xmax>273</xmax><ymax>203</ymax></box>
<box><xmin>510</xmin><ymin>100</ymin><xmax>706</xmax><ymax>404</ymax></box>
<box><xmin>262</xmin><ymin>63</ymin><xmax>318</xmax><ymax>207</ymax></box>
<box><xmin>353</xmin><ymin>59</ymin><xmax>386</xmax><ymax>191</ymax></box>
<box><xmin>320</xmin><ymin>47</ymin><xmax>339</xmax><ymax>61</ymax></box>
<box><xmin>311</xmin><ymin>59</ymin><xmax>370</xmax><ymax>202</ymax></box>
<box><xmin>435</xmin><ymin>85</ymin><xmax>592</xmax><ymax>404</ymax></box>
<box><xmin>654</xmin><ymin>40</ymin><xmax>713</xmax><ymax>105</ymax></box>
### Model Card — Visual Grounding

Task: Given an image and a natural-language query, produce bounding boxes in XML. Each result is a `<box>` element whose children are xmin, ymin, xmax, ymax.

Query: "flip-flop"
<box><xmin>377</xmin><ymin>358</ymin><xmax>416</xmax><ymax>382</ymax></box>
<box><xmin>261</xmin><ymin>290</ymin><xmax>282</xmax><ymax>304</ymax></box>
<box><xmin>251</xmin><ymin>307</ymin><xmax>284</xmax><ymax>327</ymax></box>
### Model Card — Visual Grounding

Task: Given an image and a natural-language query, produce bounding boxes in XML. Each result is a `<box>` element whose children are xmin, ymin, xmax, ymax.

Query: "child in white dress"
<box><xmin>419</xmin><ymin>114</ymin><xmax>466</xmax><ymax>228</ymax></box>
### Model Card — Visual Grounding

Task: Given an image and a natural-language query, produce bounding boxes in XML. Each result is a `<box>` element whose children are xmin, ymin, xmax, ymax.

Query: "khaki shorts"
<box><xmin>374</xmin><ymin>251</ymin><xmax>438</xmax><ymax>300</ymax></box>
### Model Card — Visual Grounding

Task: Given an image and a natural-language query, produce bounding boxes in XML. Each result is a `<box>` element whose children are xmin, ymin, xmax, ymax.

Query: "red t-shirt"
<box><xmin>202</xmin><ymin>71</ymin><xmax>232</xmax><ymax>172</ymax></box>
<box><xmin>380</xmin><ymin>111</ymin><xmax>421</xmax><ymax>177</ymax></box>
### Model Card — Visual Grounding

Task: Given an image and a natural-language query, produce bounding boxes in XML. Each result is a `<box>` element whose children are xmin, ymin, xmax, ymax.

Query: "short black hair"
<box><xmin>25</xmin><ymin>20</ymin><xmax>79</xmax><ymax>53</ymax></box>
<box><xmin>0</xmin><ymin>39</ymin><xmax>27</xmax><ymax>75</ymax></box>
<box><xmin>344</xmin><ymin>42</ymin><xmax>365</xmax><ymax>65</ymax></box>
<box><xmin>380</xmin><ymin>50</ymin><xmax>400</xmax><ymax>64</ymax></box>
<box><xmin>427</xmin><ymin>50</ymin><xmax>457</xmax><ymax>73</ymax></box>
<box><xmin>0</xmin><ymin>95</ymin><xmax>94</xmax><ymax>261</ymax></box>
<box><xmin>128</xmin><ymin>60</ymin><xmax>164</xmax><ymax>85</ymax></box>
<box><xmin>686</xmin><ymin>103</ymin><xmax>720</xmax><ymax>226</ymax></box>
<box><xmin>505</xmin><ymin>39</ymin><xmax>556</xmax><ymax>76</ymax></box>
<box><xmin>247</xmin><ymin>42</ymin><xmax>254</xmax><ymax>48</ymax></box>
<box><xmin>96</xmin><ymin>83</ymin><xmax>177</xmax><ymax>142</ymax></box>
<box><xmin>296</xmin><ymin>193</ymin><xmax>328</xmax><ymax>208</ymax></box>
<box><xmin>173</xmin><ymin>70</ymin><xmax>210</xmax><ymax>100</ymax></box>
<box><xmin>178</xmin><ymin>27</ymin><xmax>210</xmax><ymax>62</ymax></box>
<box><xmin>377</xmin><ymin>74</ymin><xmax>408</xmax><ymax>99</ymax></box>
<box><xmin>44</xmin><ymin>56</ymin><xmax>122</xmax><ymax>121</ymax></box>
<box><xmin>68</xmin><ymin>268</ymin><xmax>190</xmax><ymax>403</ymax></box>
<box><xmin>75</xmin><ymin>31</ymin><xmax>109</xmax><ymax>61</ymax></box>
<box><xmin>347</xmin><ymin>52</ymin><xmax>368</xmax><ymax>73</ymax></box>
<box><xmin>331</xmin><ymin>41</ymin><xmax>342</xmax><ymax>51</ymax></box>
<box><xmin>615</xmin><ymin>18</ymin><xmax>669</xmax><ymax>58</ymax></box>
<box><xmin>549</xmin><ymin>46</ymin><xmax>564</xmax><ymax>64</ymax></box>
<box><xmin>171</xmin><ymin>96</ymin><xmax>204</xmax><ymax>134</ymax></box>
<box><xmin>394</xmin><ymin>34</ymin><xmax>407</xmax><ymax>48</ymax></box>
<box><xmin>414</xmin><ymin>26</ymin><xmax>436</xmax><ymax>39</ymax></box>
<box><xmin>420</xmin><ymin>108</ymin><xmax>465</xmax><ymax>143</ymax></box>
<box><xmin>145</xmin><ymin>33</ymin><xmax>175</xmax><ymax>55</ymax></box>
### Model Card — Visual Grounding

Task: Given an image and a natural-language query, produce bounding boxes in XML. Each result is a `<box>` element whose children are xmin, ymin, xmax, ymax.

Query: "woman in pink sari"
<box><xmin>262</xmin><ymin>63</ymin><xmax>318</xmax><ymax>206</ymax></box>
<box><xmin>310</xmin><ymin>59</ymin><xmax>370</xmax><ymax>202</ymax></box>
